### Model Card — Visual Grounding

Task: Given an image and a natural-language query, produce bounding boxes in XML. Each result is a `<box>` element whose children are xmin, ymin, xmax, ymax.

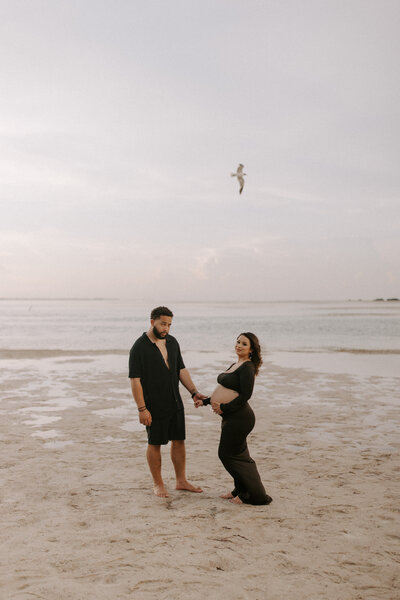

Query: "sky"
<box><xmin>1</xmin><ymin>0</ymin><xmax>399</xmax><ymax>301</ymax></box>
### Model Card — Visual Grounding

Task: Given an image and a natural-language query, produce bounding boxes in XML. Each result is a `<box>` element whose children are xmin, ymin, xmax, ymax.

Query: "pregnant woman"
<box><xmin>197</xmin><ymin>332</ymin><xmax>272</xmax><ymax>506</ymax></box>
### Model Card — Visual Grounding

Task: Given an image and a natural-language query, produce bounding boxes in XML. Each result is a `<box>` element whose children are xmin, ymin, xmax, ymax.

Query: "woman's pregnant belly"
<box><xmin>211</xmin><ymin>384</ymin><xmax>237</xmax><ymax>405</ymax></box>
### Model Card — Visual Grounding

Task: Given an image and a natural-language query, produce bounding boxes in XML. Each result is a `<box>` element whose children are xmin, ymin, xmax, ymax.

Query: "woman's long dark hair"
<box><xmin>239</xmin><ymin>332</ymin><xmax>262</xmax><ymax>375</ymax></box>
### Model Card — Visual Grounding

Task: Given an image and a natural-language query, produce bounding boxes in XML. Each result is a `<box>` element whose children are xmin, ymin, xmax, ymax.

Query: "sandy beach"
<box><xmin>1</xmin><ymin>350</ymin><xmax>399</xmax><ymax>600</ymax></box>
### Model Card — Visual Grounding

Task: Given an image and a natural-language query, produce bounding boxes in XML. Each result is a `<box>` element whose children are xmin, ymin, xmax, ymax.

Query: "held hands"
<box><xmin>192</xmin><ymin>391</ymin><xmax>222</xmax><ymax>415</ymax></box>
<box><xmin>192</xmin><ymin>391</ymin><xmax>208</xmax><ymax>408</ymax></box>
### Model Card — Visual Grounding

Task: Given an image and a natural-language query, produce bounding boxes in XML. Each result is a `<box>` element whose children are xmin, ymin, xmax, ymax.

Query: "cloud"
<box><xmin>192</xmin><ymin>248</ymin><xmax>219</xmax><ymax>281</ymax></box>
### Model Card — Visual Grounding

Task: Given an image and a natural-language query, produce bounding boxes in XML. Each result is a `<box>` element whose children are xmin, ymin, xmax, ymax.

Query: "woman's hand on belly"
<box><xmin>211</xmin><ymin>399</ymin><xmax>222</xmax><ymax>415</ymax></box>
<box><xmin>210</xmin><ymin>385</ymin><xmax>236</xmax><ymax>415</ymax></box>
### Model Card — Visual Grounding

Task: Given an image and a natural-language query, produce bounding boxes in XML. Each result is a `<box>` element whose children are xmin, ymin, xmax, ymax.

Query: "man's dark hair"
<box><xmin>151</xmin><ymin>306</ymin><xmax>174</xmax><ymax>320</ymax></box>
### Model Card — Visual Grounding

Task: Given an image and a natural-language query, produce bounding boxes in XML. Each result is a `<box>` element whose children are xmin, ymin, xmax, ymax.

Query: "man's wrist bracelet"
<box><xmin>191</xmin><ymin>391</ymin><xmax>198</xmax><ymax>398</ymax></box>
<box><xmin>138</xmin><ymin>406</ymin><xmax>147</xmax><ymax>412</ymax></box>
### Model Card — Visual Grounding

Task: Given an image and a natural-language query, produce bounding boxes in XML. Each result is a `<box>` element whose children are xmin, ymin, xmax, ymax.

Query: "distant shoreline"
<box><xmin>0</xmin><ymin>298</ymin><xmax>120</xmax><ymax>301</ymax></box>
<box><xmin>0</xmin><ymin>298</ymin><xmax>398</xmax><ymax>303</ymax></box>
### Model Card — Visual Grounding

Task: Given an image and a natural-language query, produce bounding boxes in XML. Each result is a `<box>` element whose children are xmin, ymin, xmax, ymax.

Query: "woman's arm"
<box><xmin>219</xmin><ymin>364</ymin><xmax>255</xmax><ymax>415</ymax></box>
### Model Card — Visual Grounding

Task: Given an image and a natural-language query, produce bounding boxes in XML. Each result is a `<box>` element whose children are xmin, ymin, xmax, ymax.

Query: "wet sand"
<box><xmin>1</xmin><ymin>351</ymin><xmax>399</xmax><ymax>599</ymax></box>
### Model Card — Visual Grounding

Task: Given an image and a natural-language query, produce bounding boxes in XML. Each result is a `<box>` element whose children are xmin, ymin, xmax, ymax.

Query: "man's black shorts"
<box><xmin>146</xmin><ymin>410</ymin><xmax>186</xmax><ymax>445</ymax></box>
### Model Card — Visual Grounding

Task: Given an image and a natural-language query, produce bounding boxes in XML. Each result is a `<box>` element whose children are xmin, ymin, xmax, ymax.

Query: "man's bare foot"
<box><xmin>176</xmin><ymin>480</ymin><xmax>203</xmax><ymax>493</ymax></box>
<box><xmin>220</xmin><ymin>492</ymin><xmax>234</xmax><ymax>499</ymax></box>
<box><xmin>229</xmin><ymin>496</ymin><xmax>243</xmax><ymax>505</ymax></box>
<box><xmin>153</xmin><ymin>484</ymin><xmax>169</xmax><ymax>497</ymax></box>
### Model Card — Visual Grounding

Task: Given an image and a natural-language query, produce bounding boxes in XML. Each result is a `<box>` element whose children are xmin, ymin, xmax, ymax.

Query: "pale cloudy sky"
<box><xmin>1</xmin><ymin>0</ymin><xmax>399</xmax><ymax>301</ymax></box>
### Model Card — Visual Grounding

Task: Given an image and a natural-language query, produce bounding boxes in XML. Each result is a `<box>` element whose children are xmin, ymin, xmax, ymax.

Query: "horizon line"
<box><xmin>1</xmin><ymin>297</ymin><xmax>397</xmax><ymax>303</ymax></box>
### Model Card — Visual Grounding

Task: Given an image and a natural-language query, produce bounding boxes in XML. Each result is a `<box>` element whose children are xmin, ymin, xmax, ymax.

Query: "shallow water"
<box><xmin>269</xmin><ymin>350</ymin><xmax>400</xmax><ymax>378</ymax></box>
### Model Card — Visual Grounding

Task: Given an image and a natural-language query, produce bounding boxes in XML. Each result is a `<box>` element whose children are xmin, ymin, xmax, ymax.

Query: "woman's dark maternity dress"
<box><xmin>206</xmin><ymin>361</ymin><xmax>272</xmax><ymax>505</ymax></box>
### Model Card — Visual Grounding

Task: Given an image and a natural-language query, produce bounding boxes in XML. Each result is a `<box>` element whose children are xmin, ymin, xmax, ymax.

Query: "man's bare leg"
<box><xmin>171</xmin><ymin>440</ymin><xmax>203</xmax><ymax>493</ymax></box>
<box><xmin>146</xmin><ymin>444</ymin><xmax>168</xmax><ymax>497</ymax></box>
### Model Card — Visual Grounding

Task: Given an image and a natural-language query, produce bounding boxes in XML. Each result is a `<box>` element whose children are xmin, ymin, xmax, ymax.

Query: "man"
<box><xmin>129</xmin><ymin>306</ymin><xmax>206</xmax><ymax>497</ymax></box>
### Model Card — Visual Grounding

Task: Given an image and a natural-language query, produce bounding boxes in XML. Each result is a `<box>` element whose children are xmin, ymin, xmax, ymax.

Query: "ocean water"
<box><xmin>1</xmin><ymin>299</ymin><xmax>399</xmax><ymax>378</ymax></box>
<box><xmin>1</xmin><ymin>299</ymin><xmax>399</xmax><ymax>354</ymax></box>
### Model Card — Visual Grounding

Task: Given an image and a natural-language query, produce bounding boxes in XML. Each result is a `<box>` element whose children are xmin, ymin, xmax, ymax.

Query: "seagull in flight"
<box><xmin>231</xmin><ymin>163</ymin><xmax>247</xmax><ymax>194</ymax></box>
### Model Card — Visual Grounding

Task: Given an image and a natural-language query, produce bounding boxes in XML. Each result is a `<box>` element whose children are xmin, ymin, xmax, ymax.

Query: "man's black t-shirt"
<box><xmin>129</xmin><ymin>333</ymin><xmax>185</xmax><ymax>417</ymax></box>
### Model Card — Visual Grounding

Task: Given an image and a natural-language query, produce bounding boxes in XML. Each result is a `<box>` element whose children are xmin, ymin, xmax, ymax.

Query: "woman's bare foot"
<box><xmin>220</xmin><ymin>492</ymin><xmax>234</xmax><ymax>499</ymax></box>
<box><xmin>176</xmin><ymin>480</ymin><xmax>203</xmax><ymax>493</ymax></box>
<box><xmin>153</xmin><ymin>484</ymin><xmax>169</xmax><ymax>497</ymax></box>
<box><xmin>229</xmin><ymin>496</ymin><xmax>243</xmax><ymax>505</ymax></box>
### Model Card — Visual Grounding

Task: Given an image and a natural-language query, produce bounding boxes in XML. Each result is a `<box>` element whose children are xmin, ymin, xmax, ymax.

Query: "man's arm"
<box><xmin>179</xmin><ymin>368</ymin><xmax>207</xmax><ymax>405</ymax></box>
<box><xmin>130</xmin><ymin>378</ymin><xmax>152</xmax><ymax>426</ymax></box>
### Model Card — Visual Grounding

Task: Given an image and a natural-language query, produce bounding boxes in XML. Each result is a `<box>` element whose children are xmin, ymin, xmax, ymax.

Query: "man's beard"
<box><xmin>153</xmin><ymin>326</ymin><xmax>166</xmax><ymax>339</ymax></box>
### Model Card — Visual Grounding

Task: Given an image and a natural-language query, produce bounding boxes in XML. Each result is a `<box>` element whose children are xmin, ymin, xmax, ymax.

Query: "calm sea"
<box><xmin>1</xmin><ymin>299</ymin><xmax>400</xmax><ymax>354</ymax></box>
